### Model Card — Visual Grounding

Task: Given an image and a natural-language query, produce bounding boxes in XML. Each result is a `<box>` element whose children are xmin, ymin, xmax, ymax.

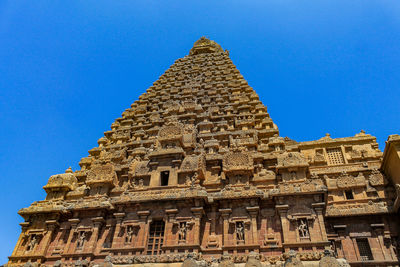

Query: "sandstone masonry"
<box><xmin>8</xmin><ymin>37</ymin><xmax>400</xmax><ymax>267</ymax></box>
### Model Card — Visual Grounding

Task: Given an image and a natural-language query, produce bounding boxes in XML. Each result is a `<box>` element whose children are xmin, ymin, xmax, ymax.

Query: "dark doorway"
<box><xmin>160</xmin><ymin>171</ymin><xmax>169</xmax><ymax>186</ymax></box>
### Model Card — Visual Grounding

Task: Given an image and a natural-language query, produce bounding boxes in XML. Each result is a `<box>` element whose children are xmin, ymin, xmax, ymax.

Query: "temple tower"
<box><xmin>8</xmin><ymin>37</ymin><xmax>400</xmax><ymax>267</ymax></box>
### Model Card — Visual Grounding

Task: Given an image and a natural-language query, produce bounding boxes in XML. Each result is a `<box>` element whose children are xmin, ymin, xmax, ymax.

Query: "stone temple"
<box><xmin>8</xmin><ymin>37</ymin><xmax>400</xmax><ymax>267</ymax></box>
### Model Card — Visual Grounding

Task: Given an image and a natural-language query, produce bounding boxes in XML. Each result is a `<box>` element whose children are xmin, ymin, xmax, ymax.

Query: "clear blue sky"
<box><xmin>0</xmin><ymin>0</ymin><xmax>399</xmax><ymax>263</ymax></box>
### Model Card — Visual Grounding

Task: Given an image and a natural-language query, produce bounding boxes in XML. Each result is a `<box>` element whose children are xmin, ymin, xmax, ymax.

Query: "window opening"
<box><xmin>326</xmin><ymin>147</ymin><xmax>345</xmax><ymax>165</ymax></box>
<box><xmin>356</xmin><ymin>238</ymin><xmax>373</xmax><ymax>261</ymax></box>
<box><xmin>147</xmin><ymin>220</ymin><xmax>165</xmax><ymax>255</ymax></box>
<box><xmin>345</xmin><ymin>190</ymin><xmax>354</xmax><ymax>200</ymax></box>
<box><xmin>160</xmin><ymin>171</ymin><xmax>169</xmax><ymax>186</ymax></box>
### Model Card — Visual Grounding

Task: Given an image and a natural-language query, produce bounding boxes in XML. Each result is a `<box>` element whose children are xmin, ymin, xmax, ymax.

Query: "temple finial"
<box><xmin>189</xmin><ymin>37</ymin><xmax>223</xmax><ymax>55</ymax></box>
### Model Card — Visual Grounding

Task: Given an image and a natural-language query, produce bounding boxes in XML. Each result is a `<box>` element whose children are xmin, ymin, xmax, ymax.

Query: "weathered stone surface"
<box><xmin>219</xmin><ymin>254</ymin><xmax>235</xmax><ymax>267</ymax></box>
<box><xmin>245</xmin><ymin>252</ymin><xmax>261</xmax><ymax>267</ymax></box>
<box><xmin>319</xmin><ymin>251</ymin><xmax>340</xmax><ymax>267</ymax></box>
<box><xmin>7</xmin><ymin>37</ymin><xmax>400</xmax><ymax>267</ymax></box>
<box><xmin>284</xmin><ymin>251</ymin><xmax>304</xmax><ymax>267</ymax></box>
<box><xmin>182</xmin><ymin>254</ymin><xmax>199</xmax><ymax>267</ymax></box>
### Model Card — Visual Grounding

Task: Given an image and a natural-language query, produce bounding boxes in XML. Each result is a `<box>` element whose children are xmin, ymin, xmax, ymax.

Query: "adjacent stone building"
<box><xmin>8</xmin><ymin>37</ymin><xmax>400</xmax><ymax>267</ymax></box>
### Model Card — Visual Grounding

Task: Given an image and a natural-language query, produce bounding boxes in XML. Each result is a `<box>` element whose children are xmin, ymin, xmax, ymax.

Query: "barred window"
<box><xmin>326</xmin><ymin>147</ymin><xmax>345</xmax><ymax>165</ymax></box>
<box><xmin>356</xmin><ymin>238</ymin><xmax>373</xmax><ymax>261</ymax></box>
<box><xmin>146</xmin><ymin>220</ymin><xmax>165</xmax><ymax>255</ymax></box>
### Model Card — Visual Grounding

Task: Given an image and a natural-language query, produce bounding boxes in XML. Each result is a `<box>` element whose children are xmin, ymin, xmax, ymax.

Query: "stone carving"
<box><xmin>218</xmin><ymin>254</ymin><xmax>234</xmax><ymax>267</ymax></box>
<box><xmin>319</xmin><ymin>250</ymin><xmax>340</xmax><ymax>267</ymax></box>
<box><xmin>326</xmin><ymin>201</ymin><xmax>392</xmax><ymax>216</ymax></box>
<box><xmin>9</xmin><ymin>37</ymin><xmax>398</xmax><ymax>267</ymax></box>
<box><xmin>336</xmin><ymin>171</ymin><xmax>355</xmax><ymax>188</ymax></box>
<box><xmin>159</xmin><ymin>123</ymin><xmax>184</xmax><ymax>139</ymax></box>
<box><xmin>189</xmin><ymin>37</ymin><xmax>223</xmax><ymax>55</ymax></box>
<box><xmin>182</xmin><ymin>253</ymin><xmax>198</xmax><ymax>267</ymax></box>
<box><xmin>74</xmin><ymin>260</ymin><xmax>89</xmax><ymax>267</ymax></box>
<box><xmin>86</xmin><ymin>163</ymin><xmax>117</xmax><ymax>186</ymax></box>
<box><xmin>181</xmin><ymin>155</ymin><xmax>205</xmax><ymax>173</ymax></box>
<box><xmin>284</xmin><ymin>250</ymin><xmax>304</xmax><ymax>267</ymax></box>
<box><xmin>277</xmin><ymin>152</ymin><xmax>309</xmax><ymax>168</ymax></box>
<box><xmin>369</xmin><ymin>169</ymin><xmax>387</xmax><ymax>186</ymax></box>
<box><xmin>223</xmin><ymin>152</ymin><xmax>252</xmax><ymax>172</ymax></box>
<box><xmin>298</xmin><ymin>219</ymin><xmax>309</xmax><ymax>238</ymax></box>
<box><xmin>235</xmin><ymin>222</ymin><xmax>245</xmax><ymax>242</ymax></box>
<box><xmin>178</xmin><ymin>222</ymin><xmax>187</xmax><ymax>241</ymax></box>
<box><xmin>43</xmin><ymin>168</ymin><xmax>78</xmax><ymax>194</ymax></box>
<box><xmin>26</xmin><ymin>235</ymin><xmax>38</xmax><ymax>252</ymax></box>
<box><xmin>77</xmin><ymin>231</ymin><xmax>86</xmax><ymax>249</ymax></box>
<box><xmin>245</xmin><ymin>252</ymin><xmax>261</xmax><ymax>267</ymax></box>
<box><xmin>130</xmin><ymin>160</ymin><xmax>150</xmax><ymax>177</ymax></box>
<box><xmin>125</xmin><ymin>225</ymin><xmax>135</xmax><ymax>243</ymax></box>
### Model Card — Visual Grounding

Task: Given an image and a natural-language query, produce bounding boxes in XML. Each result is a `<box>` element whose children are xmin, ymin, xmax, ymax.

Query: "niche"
<box><xmin>161</xmin><ymin>171</ymin><xmax>170</xmax><ymax>186</ymax></box>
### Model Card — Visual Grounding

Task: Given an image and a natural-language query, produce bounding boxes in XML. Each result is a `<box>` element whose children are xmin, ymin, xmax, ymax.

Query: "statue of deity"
<box><xmin>178</xmin><ymin>222</ymin><xmax>187</xmax><ymax>241</ymax></box>
<box><xmin>236</xmin><ymin>222</ymin><xmax>245</xmax><ymax>241</ymax></box>
<box><xmin>77</xmin><ymin>231</ymin><xmax>86</xmax><ymax>249</ymax></box>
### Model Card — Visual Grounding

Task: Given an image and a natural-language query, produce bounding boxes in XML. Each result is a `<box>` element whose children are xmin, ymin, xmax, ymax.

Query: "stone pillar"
<box><xmin>137</xmin><ymin>210</ymin><xmax>150</xmax><ymax>248</ymax></box>
<box><xmin>294</xmin><ymin>220</ymin><xmax>300</xmax><ymax>242</ymax></box>
<box><xmin>219</xmin><ymin>208</ymin><xmax>232</xmax><ymax>247</ymax></box>
<box><xmin>312</xmin><ymin>203</ymin><xmax>328</xmax><ymax>243</ymax></box>
<box><xmin>191</xmin><ymin>207</ymin><xmax>204</xmax><ymax>248</ymax></box>
<box><xmin>11</xmin><ymin>222</ymin><xmax>30</xmax><ymax>256</ymax></box>
<box><xmin>150</xmin><ymin>170</ymin><xmax>160</xmax><ymax>187</ymax></box>
<box><xmin>246</xmin><ymin>206</ymin><xmax>259</xmax><ymax>245</ymax></box>
<box><xmin>165</xmin><ymin>209</ymin><xmax>178</xmax><ymax>247</ymax></box>
<box><xmin>88</xmin><ymin>217</ymin><xmax>104</xmax><ymax>253</ymax></box>
<box><xmin>170</xmin><ymin>166</ymin><xmax>178</xmax><ymax>186</ymax></box>
<box><xmin>352</xmin><ymin>238</ymin><xmax>361</xmax><ymax>261</ymax></box>
<box><xmin>38</xmin><ymin>220</ymin><xmax>58</xmax><ymax>256</ymax></box>
<box><xmin>64</xmin><ymin>218</ymin><xmax>79</xmax><ymax>254</ymax></box>
<box><xmin>112</xmin><ymin>213</ymin><xmax>125</xmax><ymax>249</ymax></box>
<box><xmin>382</xmin><ymin>217</ymin><xmax>397</xmax><ymax>260</ymax></box>
<box><xmin>210</xmin><ymin>206</ymin><xmax>217</xmax><ymax>236</ymax></box>
<box><xmin>276</xmin><ymin>205</ymin><xmax>289</xmax><ymax>247</ymax></box>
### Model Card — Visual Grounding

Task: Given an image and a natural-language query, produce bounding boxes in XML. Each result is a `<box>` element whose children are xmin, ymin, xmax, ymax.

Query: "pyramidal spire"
<box><xmin>21</xmin><ymin>35</ymin><xmax>281</xmax><ymax>212</ymax></box>
<box><xmin>76</xmin><ymin>36</ymin><xmax>280</xmax><ymax>183</ymax></box>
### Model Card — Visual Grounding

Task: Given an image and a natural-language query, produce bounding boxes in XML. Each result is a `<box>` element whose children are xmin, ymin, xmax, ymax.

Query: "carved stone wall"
<box><xmin>8</xmin><ymin>37</ymin><xmax>400</xmax><ymax>267</ymax></box>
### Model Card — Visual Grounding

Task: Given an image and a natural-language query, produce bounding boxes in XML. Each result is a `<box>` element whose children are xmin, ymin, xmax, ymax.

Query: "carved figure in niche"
<box><xmin>233</xmin><ymin>174</ymin><xmax>246</xmax><ymax>184</ymax></box>
<box><xmin>190</xmin><ymin>172</ymin><xmax>198</xmax><ymax>188</ymax></box>
<box><xmin>236</xmin><ymin>222</ymin><xmax>245</xmax><ymax>242</ymax></box>
<box><xmin>314</xmin><ymin>151</ymin><xmax>325</xmax><ymax>162</ymax></box>
<box><xmin>199</xmin><ymin>139</ymin><xmax>204</xmax><ymax>147</ymax></box>
<box><xmin>130</xmin><ymin>179</ymin><xmax>136</xmax><ymax>189</ymax></box>
<box><xmin>298</xmin><ymin>219</ymin><xmax>309</xmax><ymax>238</ymax></box>
<box><xmin>185</xmin><ymin>174</ymin><xmax>192</xmax><ymax>186</ymax></box>
<box><xmin>178</xmin><ymin>222</ymin><xmax>187</xmax><ymax>241</ymax></box>
<box><xmin>27</xmin><ymin>235</ymin><xmax>37</xmax><ymax>251</ymax></box>
<box><xmin>136</xmin><ymin>178</ymin><xmax>144</xmax><ymax>188</ymax></box>
<box><xmin>149</xmin><ymin>144</ymin><xmax>154</xmax><ymax>152</ymax></box>
<box><xmin>291</xmin><ymin>171</ymin><xmax>297</xmax><ymax>180</ymax></box>
<box><xmin>77</xmin><ymin>231</ymin><xmax>86</xmax><ymax>249</ymax></box>
<box><xmin>125</xmin><ymin>225</ymin><xmax>134</xmax><ymax>243</ymax></box>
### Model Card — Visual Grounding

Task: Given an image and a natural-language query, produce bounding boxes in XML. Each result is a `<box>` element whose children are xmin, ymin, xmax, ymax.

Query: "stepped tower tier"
<box><xmin>8</xmin><ymin>37</ymin><xmax>400</xmax><ymax>267</ymax></box>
